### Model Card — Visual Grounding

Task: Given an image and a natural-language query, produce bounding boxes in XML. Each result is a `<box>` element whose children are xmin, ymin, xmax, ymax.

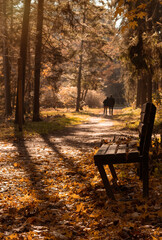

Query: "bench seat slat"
<box><xmin>96</xmin><ymin>144</ymin><xmax>110</xmax><ymax>155</ymax></box>
<box><xmin>94</xmin><ymin>143</ymin><xmax>139</xmax><ymax>165</ymax></box>
<box><xmin>94</xmin><ymin>151</ymin><xmax>140</xmax><ymax>165</ymax></box>
<box><xmin>105</xmin><ymin>144</ymin><xmax>118</xmax><ymax>155</ymax></box>
<box><xmin>117</xmin><ymin>144</ymin><xmax>127</xmax><ymax>154</ymax></box>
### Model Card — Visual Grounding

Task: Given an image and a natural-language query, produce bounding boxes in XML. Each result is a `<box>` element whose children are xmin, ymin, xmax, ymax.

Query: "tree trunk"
<box><xmin>15</xmin><ymin>0</ymin><xmax>31</xmax><ymax>127</ymax></box>
<box><xmin>25</xmin><ymin>24</ymin><xmax>32</xmax><ymax>114</ymax></box>
<box><xmin>141</xmin><ymin>77</ymin><xmax>146</xmax><ymax>105</ymax></box>
<box><xmin>76</xmin><ymin>50</ymin><xmax>83</xmax><ymax>112</ymax></box>
<box><xmin>17</xmin><ymin>58</ymin><xmax>23</xmax><ymax>131</ymax></box>
<box><xmin>76</xmin><ymin>10</ymin><xmax>85</xmax><ymax>112</ymax></box>
<box><xmin>2</xmin><ymin>0</ymin><xmax>12</xmax><ymax>116</ymax></box>
<box><xmin>147</xmin><ymin>72</ymin><xmax>152</xmax><ymax>102</ymax></box>
<box><xmin>139</xmin><ymin>71</ymin><xmax>147</xmax><ymax>105</ymax></box>
<box><xmin>10</xmin><ymin>0</ymin><xmax>16</xmax><ymax>111</ymax></box>
<box><xmin>136</xmin><ymin>78</ymin><xmax>141</xmax><ymax>107</ymax></box>
<box><xmin>82</xmin><ymin>89</ymin><xmax>88</xmax><ymax>102</ymax></box>
<box><xmin>33</xmin><ymin>0</ymin><xmax>44</xmax><ymax>121</ymax></box>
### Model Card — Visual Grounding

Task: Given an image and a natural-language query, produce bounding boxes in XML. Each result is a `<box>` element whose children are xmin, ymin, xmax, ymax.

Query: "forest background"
<box><xmin>0</xmin><ymin>1</ymin><xmax>162</xmax><ymax>239</ymax></box>
<box><xmin>0</xmin><ymin>0</ymin><xmax>161</xmax><ymax>127</ymax></box>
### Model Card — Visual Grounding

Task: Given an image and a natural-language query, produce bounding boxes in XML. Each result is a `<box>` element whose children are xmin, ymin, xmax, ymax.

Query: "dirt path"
<box><xmin>0</xmin><ymin>115</ymin><xmax>160</xmax><ymax>240</ymax></box>
<box><xmin>1</xmin><ymin>108</ymin><xmax>137</xmax><ymax>160</ymax></box>
<box><xmin>39</xmin><ymin>114</ymin><xmax>136</xmax><ymax>154</ymax></box>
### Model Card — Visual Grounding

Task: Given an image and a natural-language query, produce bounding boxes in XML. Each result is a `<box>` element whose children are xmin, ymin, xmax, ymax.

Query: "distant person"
<box><xmin>109</xmin><ymin>95</ymin><xmax>115</xmax><ymax>115</ymax></box>
<box><xmin>103</xmin><ymin>97</ymin><xmax>109</xmax><ymax>115</ymax></box>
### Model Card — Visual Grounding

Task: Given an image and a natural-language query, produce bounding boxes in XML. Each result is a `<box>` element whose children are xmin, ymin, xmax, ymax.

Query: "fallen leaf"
<box><xmin>76</xmin><ymin>203</ymin><xmax>84</xmax><ymax>212</ymax></box>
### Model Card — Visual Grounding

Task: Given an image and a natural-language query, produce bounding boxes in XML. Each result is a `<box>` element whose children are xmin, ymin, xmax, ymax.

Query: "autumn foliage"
<box><xmin>0</xmin><ymin>108</ymin><xmax>161</xmax><ymax>239</ymax></box>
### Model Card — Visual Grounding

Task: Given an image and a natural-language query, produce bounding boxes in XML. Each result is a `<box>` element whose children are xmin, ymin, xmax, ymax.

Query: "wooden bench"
<box><xmin>94</xmin><ymin>102</ymin><xmax>156</xmax><ymax>200</ymax></box>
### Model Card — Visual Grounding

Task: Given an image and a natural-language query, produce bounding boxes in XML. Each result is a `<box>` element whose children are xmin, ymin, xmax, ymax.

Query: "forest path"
<box><xmin>0</xmin><ymin>112</ymin><xmax>137</xmax><ymax>193</ymax></box>
<box><xmin>0</xmin><ymin>113</ymin><xmax>159</xmax><ymax>240</ymax></box>
<box><xmin>1</xmin><ymin>108</ymin><xmax>137</xmax><ymax>163</ymax></box>
<box><xmin>43</xmin><ymin>109</ymin><xmax>137</xmax><ymax>156</ymax></box>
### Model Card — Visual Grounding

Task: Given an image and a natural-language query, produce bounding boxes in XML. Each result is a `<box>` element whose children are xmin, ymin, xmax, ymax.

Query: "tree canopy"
<box><xmin>0</xmin><ymin>0</ymin><xmax>161</xmax><ymax>118</ymax></box>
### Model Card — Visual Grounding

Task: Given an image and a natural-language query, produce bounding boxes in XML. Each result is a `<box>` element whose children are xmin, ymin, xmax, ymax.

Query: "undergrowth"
<box><xmin>0</xmin><ymin>109</ymin><xmax>89</xmax><ymax>140</ymax></box>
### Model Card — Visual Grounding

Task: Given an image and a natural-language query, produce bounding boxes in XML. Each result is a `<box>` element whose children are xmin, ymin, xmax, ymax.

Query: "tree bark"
<box><xmin>33</xmin><ymin>0</ymin><xmax>44</xmax><ymax>121</ymax></box>
<box><xmin>15</xmin><ymin>0</ymin><xmax>31</xmax><ymax>126</ymax></box>
<box><xmin>2</xmin><ymin>0</ymin><xmax>12</xmax><ymax>116</ymax></box>
<box><xmin>136</xmin><ymin>78</ymin><xmax>141</xmax><ymax>107</ymax></box>
<box><xmin>147</xmin><ymin>72</ymin><xmax>152</xmax><ymax>102</ymax></box>
<box><xmin>76</xmin><ymin>10</ymin><xmax>85</xmax><ymax>112</ymax></box>
<box><xmin>141</xmin><ymin>74</ymin><xmax>146</xmax><ymax>105</ymax></box>
<box><xmin>17</xmin><ymin>58</ymin><xmax>23</xmax><ymax>131</ymax></box>
<box><xmin>76</xmin><ymin>48</ymin><xmax>83</xmax><ymax>112</ymax></box>
<box><xmin>25</xmin><ymin>24</ymin><xmax>32</xmax><ymax>114</ymax></box>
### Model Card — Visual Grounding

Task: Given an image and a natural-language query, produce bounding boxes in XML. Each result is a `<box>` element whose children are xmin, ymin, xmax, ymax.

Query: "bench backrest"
<box><xmin>139</xmin><ymin>102</ymin><xmax>156</xmax><ymax>156</ymax></box>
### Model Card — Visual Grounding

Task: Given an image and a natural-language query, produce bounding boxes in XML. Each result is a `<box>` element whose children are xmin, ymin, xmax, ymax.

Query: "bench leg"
<box><xmin>97</xmin><ymin>164</ymin><xmax>115</xmax><ymax>200</ymax></box>
<box><xmin>108</xmin><ymin>163</ymin><xmax>118</xmax><ymax>181</ymax></box>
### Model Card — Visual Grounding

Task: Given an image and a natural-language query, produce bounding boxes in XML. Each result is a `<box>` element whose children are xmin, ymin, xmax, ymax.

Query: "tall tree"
<box><xmin>2</xmin><ymin>0</ymin><xmax>12</xmax><ymax>116</ymax></box>
<box><xmin>76</xmin><ymin>6</ymin><xmax>85</xmax><ymax>112</ymax></box>
<box><xmin>33</xmin><ymin>0</ymin><xmax>44</xmax><ymax>121</ymax></box>
<box><xmin>70</xmin><ymin>1</ymin><xmax>116</xmax><ymax>111</ymax></box>
<box><xmin>116</xmin><ymin>0</ymin><xmax>162</xmax><ymax>106</ymax></box>
<box><xmin>15</xmin><ymin>0</ymin><xmax>31</xmax><ymax>130</ymax></box>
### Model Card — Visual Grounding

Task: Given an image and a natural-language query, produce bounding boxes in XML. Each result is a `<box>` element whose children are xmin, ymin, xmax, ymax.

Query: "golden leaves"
<box><xmin>114</xmin><ymin>7</ymin><xmax>124</xmax><ymax>18</ymax></box>
<box><xmin>14</xmin><ymin>162</ymin><xmax>20</xmax><ymax>168</ymax></box>
<box><xmin>137</xmin><ymin>3</ymin><xmax>147</xmax><ymax>9</ymax></box>
<box><xmin>91</xmin><ymin>175</ymin><xmax>99</xmax><ymax>186</ymax></box>
<box><xmin>71</xmin><ymin>193</ymin><xmax>80</xmax><ymax>199</ymax></box>
<box><xmin>136</xmin><ymin>11</ymin><xmax>147</xmax><ymax>19</ymax></box>
<box><xmin>89</xmin><ymin>211</ymin><xmax>100</xmax><ymax>218</ymax></box>
<box><xmin>5</xmin><ymin>233</ymin><xmax>19</xmax><ymax>239</ymax></box>
<box><xmin>76</xmin><ymin>202</ymin><xmax>84</xmax><ymax>212</ymax></box>
<box><xmin>0</xmin><ymin>114</ymin><xmax>161</xmax><ymax>240</ymax></box>
<box><xmin>129</xmin><ymin>21</ymin><xmax>138</xmax><ymax>29</ymax></box>
<box><xmin>114</xmin><ymin>0</ymin><xmax>148</xmax><ymax>32</ymax></box>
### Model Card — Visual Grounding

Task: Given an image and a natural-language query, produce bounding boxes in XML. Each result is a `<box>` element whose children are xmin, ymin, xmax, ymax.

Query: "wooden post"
<box><xmin>109</xmin><ymin>163</ymin><xmax>118</xmax><ymax>181</ymax></box>
<box><xmin>18</xmin><ymin>58</ymin><xmax>23</xmax><ymax>131</ymax></box>
<box><xmin>97</xmin><ymin>164</ymin><xmax>116</xmax><ymax>200</ymax></box>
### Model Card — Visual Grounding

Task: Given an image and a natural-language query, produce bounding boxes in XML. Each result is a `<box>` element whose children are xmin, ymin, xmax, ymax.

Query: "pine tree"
<box><xmin>33</xmin><ymin>0</ymin><xmax>44</xmax><ymax>121</ymax></box>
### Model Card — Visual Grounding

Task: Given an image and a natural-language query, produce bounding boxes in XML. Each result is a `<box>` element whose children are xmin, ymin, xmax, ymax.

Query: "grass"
<box><xmin>0</xmin><ymin>105</ymin><xmax>161</xmax><ymax>140</ymax></box>
<box><xmin>24</xmin><ymin>114</ymin><xmax>85</xmax><ymax>136</ymax></box>
<box><xmin>111</xmin><ymin>107</ymin><xmax>141</xmax><ymax>130</ymax></box>
<box><xmin>111</xmin><ymin>105</ymin><xmax>161</xmax><ymax>133</ymax></box>
<box><xmin>0</xmin><ymin>108</ymin><xmax>90</xmax><ymax>140</ymax></box>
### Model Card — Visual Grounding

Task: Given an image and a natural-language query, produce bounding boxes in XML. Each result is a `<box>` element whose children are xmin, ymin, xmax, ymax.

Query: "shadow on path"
<box><xmin>41</xmin><ymin>134</ymin><xmax>90</xmax><ymax>181</ymax></box>
<box><xmin>13</xmin><ymin>134</ymin><xmax>49</xmax><ymax>201</ymax></box>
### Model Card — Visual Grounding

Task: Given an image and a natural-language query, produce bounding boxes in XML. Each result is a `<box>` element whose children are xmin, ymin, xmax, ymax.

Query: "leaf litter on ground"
<box><xmin>0</xmin><ymin>108</ymin><xmax>161</xmax><ymax>240</ymax></box>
